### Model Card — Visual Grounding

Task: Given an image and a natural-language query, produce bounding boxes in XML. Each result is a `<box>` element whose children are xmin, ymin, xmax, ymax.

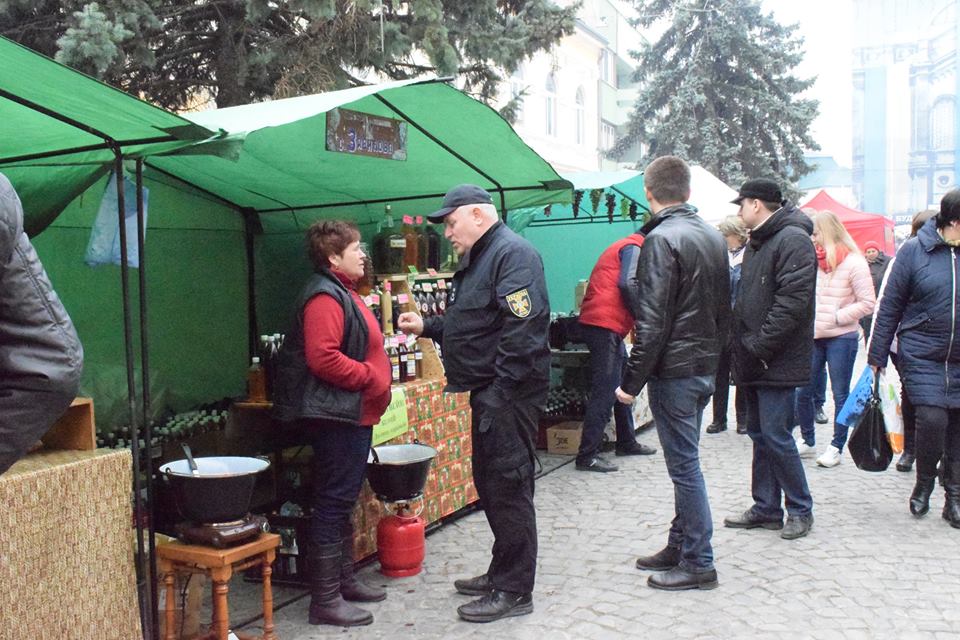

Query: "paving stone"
<box><xmin>217</xmin><ymin>353</ymin><xmax>960</xmax><ymax>639</ymax></box>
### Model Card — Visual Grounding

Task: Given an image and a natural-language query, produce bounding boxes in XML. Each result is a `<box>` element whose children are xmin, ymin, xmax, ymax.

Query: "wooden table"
<box><xmin>158</xmin><ymin>533</ymin><xmax>280</xmax><ymax>640</ymax></box>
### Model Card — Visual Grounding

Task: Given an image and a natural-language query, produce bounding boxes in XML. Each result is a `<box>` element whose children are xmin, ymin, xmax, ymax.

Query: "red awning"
<box><xmin>800</xmin><ymin>190</ymin><xmax>896</xmax><ymax>254</ymax></box>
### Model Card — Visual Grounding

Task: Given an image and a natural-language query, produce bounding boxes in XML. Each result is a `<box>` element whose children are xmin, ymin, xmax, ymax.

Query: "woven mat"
<box><xmin>0</xmin><ymin>449</ymin><xmax>142</xmax><ymax>639</ymax></box>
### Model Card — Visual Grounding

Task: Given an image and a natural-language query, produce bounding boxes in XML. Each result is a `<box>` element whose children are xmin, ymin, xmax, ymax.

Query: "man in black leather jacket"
<box><xmin>723</xmin><ymin>178</ymin><xmax>816</xmax><ymax>541</ymax></box>
<box><xmin>0</xmin><ymin>173</ymin><xmax>83</xmax><ymax>475</ymax></box>
<box><xmin>615</xmin><ymin>156</ymin><xmax>729</xmax><ymax>591</ymax></box>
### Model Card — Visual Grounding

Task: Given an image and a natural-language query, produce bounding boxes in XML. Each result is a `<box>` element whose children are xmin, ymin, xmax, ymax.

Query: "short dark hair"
<box><xmin>758</xmin><ymin>200</ymin><xmax>783</xmax><ymax>213</ymax></box>
<box><xmin>305</xmin><ymin>219</ymin><xmax>360</xmax><ymax>271</ymax></box>
<box><xmin>911</xmin><ymin>209</ymin><xmax>937</xmax><ymax>237</ymax></box>
<box><xmin>644</xmin><ymin>156</ymin><xmax>690</xmax><ymax>204</ymax></box>
<box><xmin>938</xmin><ymin>189</ymin><xmax>960</xmax><ymax>229</ymax></box>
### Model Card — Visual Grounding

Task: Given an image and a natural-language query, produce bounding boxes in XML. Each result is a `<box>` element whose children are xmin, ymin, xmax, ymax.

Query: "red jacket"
<box><xmin>303</xmin><ymin>271</ymin><xmax>392</xmax><ymax>426</ymax></box>
<box><xmin>579</xmin><ymin>234</ymin><xmax>645</xmax><ymax>337</ymax></box>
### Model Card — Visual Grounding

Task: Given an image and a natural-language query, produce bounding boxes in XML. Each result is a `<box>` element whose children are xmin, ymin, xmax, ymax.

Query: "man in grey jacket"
<box><xmin>0</xmin><ymin>173</ymin><xmax>83</xmax><ymax>475</ymax></box>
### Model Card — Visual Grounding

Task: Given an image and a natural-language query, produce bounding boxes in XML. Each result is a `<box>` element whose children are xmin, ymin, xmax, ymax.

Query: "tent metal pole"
<box><xmin>242</xmin><ymin>208</ymin><xmax>262</xmax><ymax>357</ymax></box>
<box><xmin>135</xmin><ymin>159</ymin><xmax>159</xmax><ymax>640</ymax></box>
<box><xmin>0</xmin><ymin>136</ymin><xmax>180</xmax><ymax>166</ymax></box>
<box><xmin>500</xmin><ymin>191</ymin><xmax>508</xmax><ymax>225</ymax></box>
<box><xmin>113</xmin><ymin>150</ymin><xmax>152</xmax><ymax>640</ymax></box>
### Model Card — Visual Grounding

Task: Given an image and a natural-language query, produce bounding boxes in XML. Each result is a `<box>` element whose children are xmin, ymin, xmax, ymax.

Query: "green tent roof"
<box><xmin>0</xmin><ymin>36</ymin><xmax>216</xmax><ymax>234</ymax></box>
<box><xmin>146</xmin><ymin>78</ymin><xmax>572</xmax><ymax>225</ymax></box>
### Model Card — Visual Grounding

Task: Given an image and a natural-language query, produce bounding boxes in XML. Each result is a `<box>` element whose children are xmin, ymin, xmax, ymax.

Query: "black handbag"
<box><xmin>847</xmin><ymin>376</ymin><xmax>893</xmax><ymax>472</ymax></box>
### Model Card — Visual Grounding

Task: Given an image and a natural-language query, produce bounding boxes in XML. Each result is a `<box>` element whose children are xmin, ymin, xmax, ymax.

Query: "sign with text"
<box><xmin>325</xmin><ymin>108</ymin><xmax>408</xmax><ymax>160</ymax></box>
<box><xmin>372</xmin><ymin>388</ymin><xmax>410</xmax><ymax>445</ymax></box>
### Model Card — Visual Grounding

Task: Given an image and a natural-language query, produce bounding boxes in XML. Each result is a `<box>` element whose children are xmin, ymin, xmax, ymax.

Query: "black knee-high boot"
<box><xmin>340</xmin><ymin>523</ymin><xmax>387</xmax><ymax>602</ymax></box>
<box><xmin>910</xmin><ymin>473</ymin><xmax>936</xmax><ymax>517</ymax></box>
<box><xmin>943</xmin><ymin>458</ymin><xmax>960</xmax><ymax>528</ymax></box>
<box><xmin>308</xmin><ymin>542</ymin><xmax>373</xmax><ymax>626</ymax></box>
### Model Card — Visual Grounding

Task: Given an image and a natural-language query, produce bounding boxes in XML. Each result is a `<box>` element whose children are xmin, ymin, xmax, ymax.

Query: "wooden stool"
<box><xmin>157</xmin><ymin>533</ymin><xmax>280</xmax><ymax>640</ymax></box>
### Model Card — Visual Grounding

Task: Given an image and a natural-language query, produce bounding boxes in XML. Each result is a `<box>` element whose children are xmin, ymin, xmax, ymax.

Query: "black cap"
<box><xmin>427</xmin><ymin>184</ymin><xmax>493</xmax><ymax>222</ymax></box>
<box><xmin>731</xmin><ymin>178</ymin><xmax>784</xmax><ymax>205</ymax></box>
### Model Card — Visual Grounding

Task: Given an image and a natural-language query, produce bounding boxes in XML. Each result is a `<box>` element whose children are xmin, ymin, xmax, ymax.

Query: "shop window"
<box><xmin>601</xmin><ymin>120</ymin><xmax>616</xmax><ymax>151</ymax></box>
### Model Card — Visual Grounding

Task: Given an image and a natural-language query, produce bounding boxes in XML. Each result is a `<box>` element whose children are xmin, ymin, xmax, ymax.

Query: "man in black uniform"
<box><xmin>398</xmin><ymin>184</ymin><xmax>550</xmax><ymax>623</ymax></box>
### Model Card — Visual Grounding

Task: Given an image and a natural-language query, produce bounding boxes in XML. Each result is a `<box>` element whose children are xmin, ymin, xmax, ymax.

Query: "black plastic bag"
<box><xmin>847</xmin><ymin>378</ymin><xmax>892</xmax><ymax>472</ymax></box>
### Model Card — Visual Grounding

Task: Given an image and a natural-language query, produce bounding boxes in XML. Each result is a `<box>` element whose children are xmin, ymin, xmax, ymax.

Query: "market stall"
<box><xmin>1</xmin><ymin>34</ymin><xmax>573</xmax><ymax>635</ymax></box>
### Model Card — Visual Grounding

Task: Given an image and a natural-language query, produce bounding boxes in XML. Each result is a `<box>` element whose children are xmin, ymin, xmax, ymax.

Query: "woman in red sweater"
<box><xmin>273</xmin><ymin>220</ymin><xmax>391</xmax><ymax>627</ymax></box>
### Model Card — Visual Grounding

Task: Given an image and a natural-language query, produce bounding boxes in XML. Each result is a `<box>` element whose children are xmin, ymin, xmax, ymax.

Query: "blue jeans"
<box><xmin>797</xmin><ymin>335</ymin><xmax>859</xmax><ymax>449</ymax></box>
<box><xmin>577</xmin><ymin>324</ymin><xmax>636</xmax><ymax>461</ymax></box>
<box><xmin>647</xmin><ymin>375</ymin><xmax>715</xmax><ymax>572</ymax></box>
<box><xmin>306</xmin><ymin>421</ymin><xmax>373</xmax><ymax>545</ymax></box>
<box><xmin>745</xmin><ymin>387</ymin><xmax>813</xmax><ymax>518</ymax></box>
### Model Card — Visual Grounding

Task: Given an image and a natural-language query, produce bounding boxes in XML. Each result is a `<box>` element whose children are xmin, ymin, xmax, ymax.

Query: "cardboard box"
<box><xmin>546</xmin><ymin>421</ymin><xmax>583</xmax><ymax>455</ymax></box>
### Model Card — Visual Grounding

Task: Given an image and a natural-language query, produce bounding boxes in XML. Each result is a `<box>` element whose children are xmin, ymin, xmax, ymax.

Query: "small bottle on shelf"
<box><xmin>381</xmin><ymin>281</ymin><xmax>394</xmax><ymax>334</ymax></box>
<box><xmin>247</xmin><ymin>356</ymin><xmax>267</xmax><ymax>402</ymax></box>
<box><xmin>387</xmin><ymin>337</ymin><xmax>401</xmax><ymax>384</ymax></box>
<box><xmin>397</xmin><ymin>335</ymin><xmax>409</xmax><ymax>383</ymax></box>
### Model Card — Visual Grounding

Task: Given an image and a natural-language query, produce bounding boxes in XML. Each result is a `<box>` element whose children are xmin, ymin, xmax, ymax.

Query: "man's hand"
<box><xmin>397</xmin><ymin>312</ymin><xmax>424</xmax><ymax>336</ymax></box>
<box><xmin>615</xmin><ymin>386</ymin><xmax>635</xmax><ymax>405</ymax></box>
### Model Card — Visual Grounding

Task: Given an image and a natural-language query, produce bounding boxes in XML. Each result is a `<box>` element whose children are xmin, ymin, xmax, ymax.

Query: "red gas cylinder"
<box><xmin>377</xmin><ymin>513</ymin><xmax>426</xmax><ymax>577</ymax></box>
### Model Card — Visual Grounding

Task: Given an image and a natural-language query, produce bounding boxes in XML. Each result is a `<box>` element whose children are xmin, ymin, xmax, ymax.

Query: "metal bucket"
<box><xmin>366</xmin><ymin>443</ymin><xmax>437</xmax><ymax>502</ymax></box>
<box><xmin>160</xmin><ymin>456</ymin><xmax>270</xmax><ymax>524</ymax></box>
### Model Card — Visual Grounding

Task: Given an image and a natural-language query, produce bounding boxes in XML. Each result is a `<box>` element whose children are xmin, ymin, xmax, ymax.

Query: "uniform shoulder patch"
<box><xmin>505</xmin><ymin>288</ymin><xmax>532</xmax><ymax>318</ymax></box>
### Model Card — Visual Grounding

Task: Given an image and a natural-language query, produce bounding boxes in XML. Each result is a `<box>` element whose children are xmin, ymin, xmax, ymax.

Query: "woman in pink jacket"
<box><xmin>794</xmin><ymin>211</ymin><xmax>876</xmax><ymax>467</ymax></box>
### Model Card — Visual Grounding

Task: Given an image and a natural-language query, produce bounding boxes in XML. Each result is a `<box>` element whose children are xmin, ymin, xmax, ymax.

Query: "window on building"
<box><xmin>931</xmin><ymin>97</ymin><xmax>955</xmax><ymax>150</ymax></box>
<box><xmin>545</xmin><ymin>74</ymin><xmax>558</xmax><ymax>137</ymax></box>
<box><xmin>511</xmin><ymin>81</ymin><xmax>525</xmax><ymax>124</ymax></box>
<box><xmin>599</xmin><ymin>49</ymin><xmax>611</xmax><ymax>83</ymax></box>
<box><xmin>575</xmin><ymin>87</ymin><xmax>585</xmax><ymax>145</ymax></box>
<box><xmin>600</xmin><ymin>120</ymin><xmax>616</xmax><ymax>151</ymax></box>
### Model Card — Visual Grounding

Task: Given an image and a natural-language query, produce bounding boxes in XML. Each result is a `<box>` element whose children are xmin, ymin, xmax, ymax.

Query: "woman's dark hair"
<box><xmin>305</xmin><ymin>220</ymin><xmax>360</xmax><ymax>271</ymax></box>
<box><xmin>911</xmin><ymin>209</ymin><xmax>937</xmax><ymax>237</ymax></box>
<box><xmin>938</xmin><ymin>189</ymin><xmax>960</xmax><ymax>229</ymax></box>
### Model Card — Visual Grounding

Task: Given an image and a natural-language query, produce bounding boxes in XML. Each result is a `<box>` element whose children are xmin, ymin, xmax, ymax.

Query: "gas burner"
<box><xmin>176</xmin><ymin>514</ymin><xmax>269</xmax><ymax>549</ymax></box>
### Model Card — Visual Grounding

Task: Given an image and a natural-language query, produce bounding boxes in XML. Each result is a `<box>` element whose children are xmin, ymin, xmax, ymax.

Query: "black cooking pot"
<box><xmin>160</xmin><ymin>456</ymin><xmax>270</xmax><ymax>524</ymax></box>
<box><xmin>366</xmin><ymin>443</ymin><xmax>437</xmax><ymax>502</ymax></box>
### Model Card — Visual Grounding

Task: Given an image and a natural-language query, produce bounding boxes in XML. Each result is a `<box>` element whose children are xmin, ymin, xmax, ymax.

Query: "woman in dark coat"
<box><xmin>868</xmin><ymin>191</ymin><xmax>960</xmax><ymax>526</ymax></box>
<box><xmin>272</xmin><ymin>220</ymin><xmax>393</xmax><ymax>625</ymax></box>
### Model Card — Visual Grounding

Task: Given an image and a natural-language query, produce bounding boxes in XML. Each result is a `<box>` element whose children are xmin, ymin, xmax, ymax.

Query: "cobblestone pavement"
<box><xmin>234</xmin><ymin>372</ymin><xmax>960</xmax><ymax>639</ymax></box>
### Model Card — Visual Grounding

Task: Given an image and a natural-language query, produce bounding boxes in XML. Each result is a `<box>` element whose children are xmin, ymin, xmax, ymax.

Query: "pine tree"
<box><xmin>1</xmin><ymin>1</ymin><xmax>576</xmax><ymax>111</ymax></box>
<box><xmin>613</xmin><ymin>0</ymin><xmax>820</xmax><ymax>198</ymax></box>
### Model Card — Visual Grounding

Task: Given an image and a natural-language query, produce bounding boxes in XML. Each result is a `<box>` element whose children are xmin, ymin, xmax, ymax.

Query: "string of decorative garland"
<box><xmin>572</xmin><ymin>190</ymin><xmax>584</xmax><ymax>218</ymax></box>
<box><xmin>589</xmin><ymin>188</ymin><xmax>603</xmax><ymax>214</ymax></box>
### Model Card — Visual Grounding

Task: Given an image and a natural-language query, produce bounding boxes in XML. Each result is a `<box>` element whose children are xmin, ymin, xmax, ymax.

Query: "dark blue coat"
<box><xmin>868</xmin><ymin>218</ymin><xmax>960</xmax><ymax>408</ymax></box>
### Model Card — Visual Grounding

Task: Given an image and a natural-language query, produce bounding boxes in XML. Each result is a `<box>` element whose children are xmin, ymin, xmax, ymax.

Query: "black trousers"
<box><xmin>0</xmin><ymin>385</ymin><xmax>77</xmax><ymax>476</ymax></box>
<box><xmin>712</xmin><ymin>342</ymin><xmax>746</xmax><ymax>426</ymax></box>
<box><xmin>914</xmin><ymin>405</ymin><xmax>960</xmax><ymax>479</ymax></box>
<box><xmin>470</xmin><ymin>384</ymin><xmax>546</xmax><ymax>594</ymax></box>
<box><xmin>304</xmin><ymin>420</ymin><xmax>372</xmax><ymax>546</ymax></box>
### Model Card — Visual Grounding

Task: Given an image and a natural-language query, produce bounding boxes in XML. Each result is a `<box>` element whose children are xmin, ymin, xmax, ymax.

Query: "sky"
<box><xmin>762</xmin><ymin>0</ymin><xmax>855</xmax><ymax>167</ymax></box>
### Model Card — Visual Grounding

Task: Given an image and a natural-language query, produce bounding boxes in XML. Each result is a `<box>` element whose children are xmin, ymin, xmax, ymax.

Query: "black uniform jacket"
<box><xmin>423</xmin><ymin>222</ymin><xmax>550</xmax><ymax>411</ymax></box>
<box><xmin>620</xmin><ymin>204</ymin><xmax>730</xmax><ymax>396</ymax></box>
<box><xmin>732</xmin><ymin>205</ymin><xmax>817</xmax><ymax>388</ymax></box>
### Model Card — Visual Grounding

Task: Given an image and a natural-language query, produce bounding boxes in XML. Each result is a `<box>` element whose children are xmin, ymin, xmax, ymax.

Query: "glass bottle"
<box><xmin>373</xmin><ymin>205</ymin><xmax>405</xmax><ymax>273</ymax></box>
<box><xmin>397</xmin><ymin>334</ymin><xmax>409</xmax><ymax>383</ymax></box>
<box><xmin>381</xmin><ymin>281</ymin><xmax>394</xmax><ymax>334</ymax></box>
<box><xmin>424</xmin><ymin>221</ymin><xmax>441</xmax><ymax>271</ymax></box>
<box><xmin>416</xmin><ymin>216</ymin><xmax>429</xmax><ymax>271</ymax></box>
<box><xmin>402</xmin><ymin>215</ymin><xmax>419</xmax><ymax>270</ymax></box>
<box><xmin>387</xmin><ymin>337</ymin><xmax>401</xmax><ymax>384</ymax></box>
<box><xmin>247</xmin><ymin>356</ymin><xmax>267</xmax><ymax>402</ymax></box>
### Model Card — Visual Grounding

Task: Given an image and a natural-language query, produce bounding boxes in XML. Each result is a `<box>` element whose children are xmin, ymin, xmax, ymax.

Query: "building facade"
<box><xmin>496</xmin><ymin>0</ymin><xmax>644</xmax><ymax>172</ymax></box>
<box><xmin>852</xmin><ymin>0</ymin><xmax>960</xmax><ymax>217</ymax></box>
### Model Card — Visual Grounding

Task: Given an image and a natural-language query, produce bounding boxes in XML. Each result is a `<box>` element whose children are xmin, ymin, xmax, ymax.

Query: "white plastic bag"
<box><xmin>877</xmin><ymin>373</ymin><xmax>903</xmax><ymax>454</ymax></box>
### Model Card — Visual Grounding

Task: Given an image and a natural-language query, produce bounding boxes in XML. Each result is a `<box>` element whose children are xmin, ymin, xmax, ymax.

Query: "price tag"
<box><xmin>427</xmin><ymin>268</ymin><xmax>438</xmax><ymax>276</ymax></box>
<box><xmin>397</xmin><ymin>293</ymin><xmax>409</xmax><ymax>304</ymax></box>
<box><xmin>370</xmin><ymin>293</ymin><xmax>380</xmax><ymax>305</ymax></box>
<box><xmin>383</xmin><ymin>281</ymin><xmax>392</xmax><ymax>292</ymax></box>
<box><xmin>437</xmin><ymin>279</ymin><xmax>447</xmax><ymax>290</ymax></box>
<box><xmin>407</xmin><ymin>265</ymin><xmax>419</xmax><ymax>275</ymax></box>
<box><xmin>422</xmin><ymin>282</ymin><xmax>434</xmax><ymax>292</ymax></box>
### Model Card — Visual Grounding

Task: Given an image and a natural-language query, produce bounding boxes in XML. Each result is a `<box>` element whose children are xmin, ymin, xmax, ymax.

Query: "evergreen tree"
<box><xmin>613</xmin><ymin>0</ymin><xmax>819</xmax><ymax>197</ymax></box>
<box><xmin>1</xmin><ymin>1</ymin><xmax>576</xmax><ymax>110</ymax></box>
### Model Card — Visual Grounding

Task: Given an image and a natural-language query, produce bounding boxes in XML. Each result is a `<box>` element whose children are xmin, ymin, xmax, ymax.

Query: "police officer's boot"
<box><xmin>339</xmin><ymin>524</ymin><xmax>386</xmax><ymax>602</ymax></box>
<box><xmin>942</xmin><ymin>459</ymin><xmax>960</xmax><ymax>529</ymax></box>
<box><xmin>308</xmin><ymin>543</ymin><xmax>373</xmax><ymax>626</ymax></box>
